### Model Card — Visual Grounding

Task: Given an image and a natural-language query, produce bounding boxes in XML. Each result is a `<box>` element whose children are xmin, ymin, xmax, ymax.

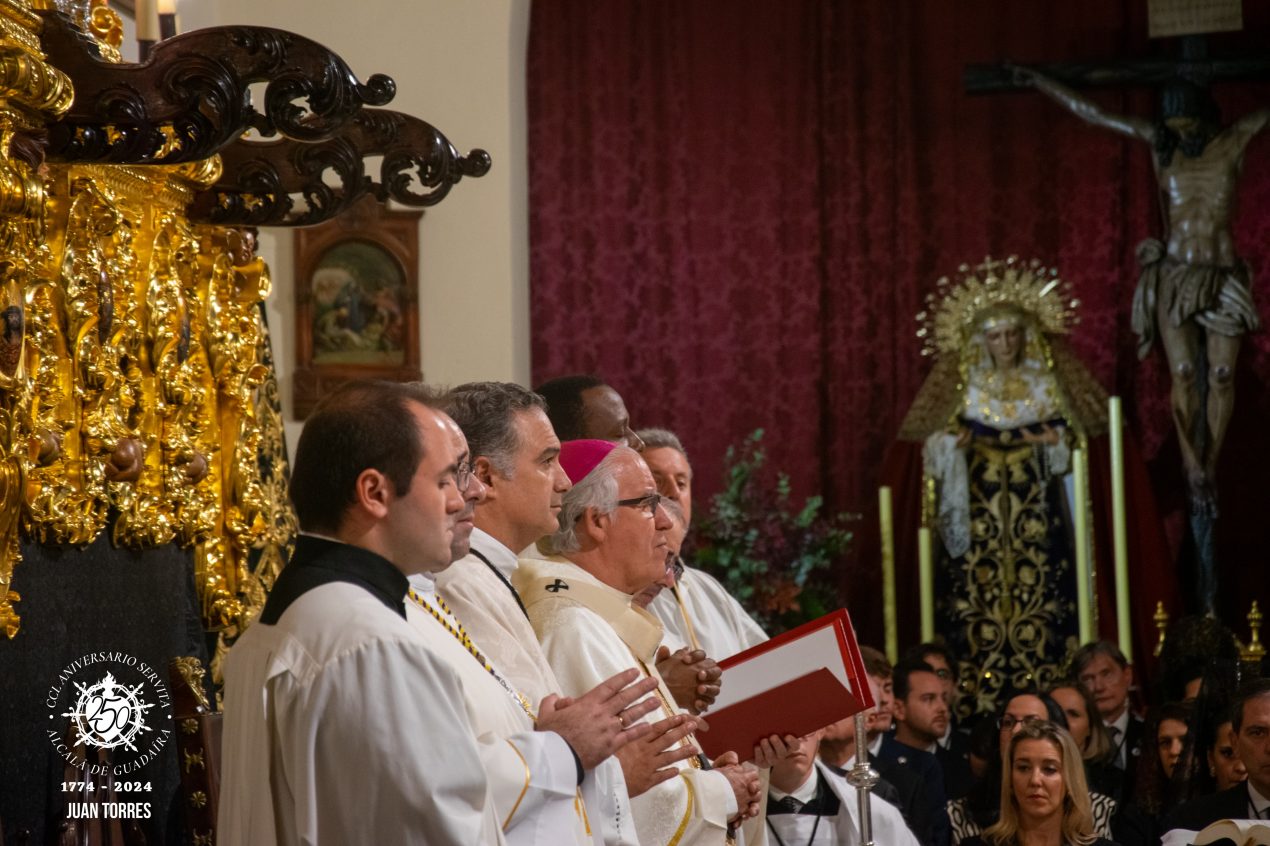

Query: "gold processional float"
<box><xmin>0</xmin><ymin>0</ymin><xmax>489</xmax><ymax>670</ymax></box>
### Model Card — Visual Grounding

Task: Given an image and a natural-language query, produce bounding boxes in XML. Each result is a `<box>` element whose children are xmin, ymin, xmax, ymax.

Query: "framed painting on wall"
<box><xmin>292</xmin><ymin>195</ymin><xmax>423</xmax><ymax>418</ymax></box>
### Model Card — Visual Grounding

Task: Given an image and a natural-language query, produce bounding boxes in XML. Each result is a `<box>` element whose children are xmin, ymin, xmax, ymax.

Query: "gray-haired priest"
<box><xmin>637</xmin><ymin>426</ymin><xmax>768</xmax><ymax>661</ymax></box>
<box><xmin>516</xmin><ymin>438</ymin><xmax>763</xmax><ymax>845</ymax></box>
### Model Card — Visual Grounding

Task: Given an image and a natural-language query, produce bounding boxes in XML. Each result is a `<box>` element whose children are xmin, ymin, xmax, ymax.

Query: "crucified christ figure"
<box><xmin>1014</xmin><ymin>66</ymin><xmax>1267</xmax><ymax>516</ymax></box>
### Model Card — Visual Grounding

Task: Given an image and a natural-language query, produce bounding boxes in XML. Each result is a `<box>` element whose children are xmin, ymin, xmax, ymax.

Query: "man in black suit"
<box><xmin>1162</xmin><ymin>678</ymin><xmax>1270</xmax><ymax>836</ymax></box>
<box><xmin>822</xmin><ymin>647</ymin><xmax>945</xmax><ymax>845</ymax></box>
<box><xmin>876</xmin><ymin>657</ymin><xmax>959</xmax><ymax>845</ymax></box>
<box><xmin>889</xmin><ymin>656</ymin><xmax>975</xmax><ymax>803</ymax></box>
<box><xmin>1073</xmin><ymin>640</ymin><xmax>1144</xmax><ymax>801</ymax></box>
<box><xmin>905</xmin><ymin>643</ymin><xmax>975</xmax><ymax>788</ymax></box>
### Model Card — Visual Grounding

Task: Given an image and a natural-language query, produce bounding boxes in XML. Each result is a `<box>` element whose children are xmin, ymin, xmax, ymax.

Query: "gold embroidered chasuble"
<box><xmin>515</xmin><ymin>555</ymin><xmax>737</xmax><ymax>846</ymax></box>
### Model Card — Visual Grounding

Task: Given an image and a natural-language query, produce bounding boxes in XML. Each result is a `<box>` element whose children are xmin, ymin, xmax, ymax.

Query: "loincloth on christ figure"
<box><xmin>1132</xmin><ymin>238</ymin><xmax>1260</xmax><ymax>360</ymax></box>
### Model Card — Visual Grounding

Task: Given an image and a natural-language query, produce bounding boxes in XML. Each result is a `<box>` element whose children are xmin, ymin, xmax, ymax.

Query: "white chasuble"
<box><xmin>515</xmin><ymin>555</ymin><xmax>738</xmax><ymax>846</ymax></box>
<box><xmin>436</xmin><ymin>530</ymin><xmax>561</xmax><ymax>705</ymax></box>
<box><xmin>437</xmin><ymin>531</ymin><xmax>640</xmax><ymax>845</ymax></box>
<box><xmin>649</xmin><ymin>567</ymin><xmax>768</xmax><ymax>660</ymax></box>
<box><xmin>406</xmin><ymin>572</ymin><xmax>594</xmax><ymax>846</ymax></box>
<box><xmin>219</xmin><ymin>582</ymin><xmax>505</xmax><ymax>846</ymax></box>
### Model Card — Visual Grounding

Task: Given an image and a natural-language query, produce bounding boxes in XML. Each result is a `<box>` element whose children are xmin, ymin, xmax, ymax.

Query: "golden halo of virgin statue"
<box><xmin>900</xmin><ymin>256</ymin><xmax>1107</xmax><ymax>444</ymax></box>
<box><xmin>916</xmin><ymin>255</ymin><xmax>1079</xmax><ymax>359</ymax></box>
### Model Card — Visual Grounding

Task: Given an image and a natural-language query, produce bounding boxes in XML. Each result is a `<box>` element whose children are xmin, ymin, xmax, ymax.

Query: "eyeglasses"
<box><xmin>616</xmin><ymin>492</ymin><xmax>662</xmax><ymax>517</ymax></box>
<box><xmin>997</xmin><ymin>715</ymin><xmax>1041</xmax><ymax>731</ymax></box>
<box><xmin>456</xmin><ymin>460</ymin><xmax>477</xmax><ymax>492</ymax></box>
<box><xmin>668</xmin><ymin>555</ymin><xmax>685</xmax><ymax>581</ymax></box>
<box><xmin>933</xmin><ymin>668</ymin><xmax>951</xmax><ymax>680</ymax></box>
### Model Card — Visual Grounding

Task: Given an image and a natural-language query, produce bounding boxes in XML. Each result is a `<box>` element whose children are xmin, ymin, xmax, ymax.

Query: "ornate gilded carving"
<box><xmin>1244</xmin><ymin>601</ymin><xmax>1265</xmax><ymax>663</ymax></box>
<box><xmin>0</xmin><ymin>260</ymin><xmax>24</xmax><ymax>637</ymax></box>
<box><xmin>7</xmin><ymin>157</ymin><xmax>298</xmax><ymax>636</ymax></box>
<box><xmin>37</xmin><ymin>13</ymin><xmax>396</xmax><ymax>164</ymax></box>
<box><xmin>0</xmin><ymin>43</ymin><xmax>73</xmax><ymax>119</ymax></box>
<box><xmin>85</xmin><ymin>0</ymin><xmax>122</xmax><ymax>62</ymax></box>
<box><xmin>152</xmin><ymin>213</ymin><xmax>220</xmax><ymax>546</ymax></box>
<box><xmin>23</xmin><ymin>273</ymin><xmax>106</xmax><ymax>543</ymax></box>
<box><xmin>171</xmin><ymin>655</ymin><xmax>211</xmax><ymax>711</ymax></box>
<box><xmin>212</xmin><ymin>300</ymin><xmax>296</xmax><ymax>678</ymax></box>
<box><xmin>191</xmin><ymin>226</ymin><xmax>272</xmax><ymax>628</ymax></box>
<box><xmin>1153</xmin><ymin>601</ymin><xmax>1168</xmax><ymax>657</ymax></box>
<box><xmin>0</xmin><ymin>0</ymin><xmax>478</xmax><ymax>644</ymax></box>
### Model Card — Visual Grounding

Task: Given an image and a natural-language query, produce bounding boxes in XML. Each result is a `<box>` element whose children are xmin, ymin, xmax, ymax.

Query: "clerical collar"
<box><xmin>261</xmin><ymin>534</ymin><xmax>409</xmax><ymax>624</ymax></box>
<box><xmin>470</xmin><ymin>527</ymin><xmax>518</xmax><ymax>580</ymax></box>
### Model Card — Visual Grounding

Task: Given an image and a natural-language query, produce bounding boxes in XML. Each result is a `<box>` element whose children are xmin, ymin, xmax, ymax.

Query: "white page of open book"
<box><xmin>711</xmin><ymin>623</ymin><xmax>855</xmax><ymax>711</ymax></box>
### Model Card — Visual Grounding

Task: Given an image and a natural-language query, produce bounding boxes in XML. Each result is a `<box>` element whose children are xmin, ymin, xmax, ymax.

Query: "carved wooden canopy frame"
<box><xmin>292</xmin><ymin>195</ymin><xmax>423</xmax><ymax>418</ymax></box>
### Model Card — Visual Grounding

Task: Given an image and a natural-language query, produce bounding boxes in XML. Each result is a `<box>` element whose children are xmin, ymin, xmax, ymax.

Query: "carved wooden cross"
<box><xmin>962</xmin><ymin>31</ymin><xmax>1270</xmax><ymax>614</ymax></box>
<box><xmin>964</xmin><ymin>35</ymin><xmax>1270</xmax><ymax>95</ymax></box>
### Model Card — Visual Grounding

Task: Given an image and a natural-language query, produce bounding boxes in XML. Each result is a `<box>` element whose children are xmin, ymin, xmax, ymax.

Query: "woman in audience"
<box><xmin>1155</xmin><ymin>703</ymin><xmax>1190</xmax><ymax>779</ymax></box>
<box><xmin>960</xmin><ymin>720</ymin><xmax>1118</xmax><ymax>846</ymax></box>
<box><xmin>948</xmin><ymin>691</ymin><xmax>1118</xmax><ymax>844</ymax></box>
<box><xmin>1047</xmin><ymin>683</ymin><xmax>1120</xmax><ymax>797</ymax></box>
<box><xmin>1128</xmin><ymin>701</ymin><xmax>1194</xmax><ymax>840</ymax></box>
<box><xmin>1206</xmin><ymin>718</ymin><xmax>1247</xmax><ymax>792</ymax></box>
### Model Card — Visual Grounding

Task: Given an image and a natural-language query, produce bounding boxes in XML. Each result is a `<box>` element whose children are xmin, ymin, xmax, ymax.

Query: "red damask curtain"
<box><xmin>527</xmin><ymin>1</ymin><xmax>1270</xmax><ymax>648</ymax></box>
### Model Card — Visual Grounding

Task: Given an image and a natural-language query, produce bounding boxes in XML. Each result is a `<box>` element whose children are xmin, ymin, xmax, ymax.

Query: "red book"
<box><xmin>695</xmin><ymin>608</ymin><xmax>874</xmax><ymax>761</ymax></box>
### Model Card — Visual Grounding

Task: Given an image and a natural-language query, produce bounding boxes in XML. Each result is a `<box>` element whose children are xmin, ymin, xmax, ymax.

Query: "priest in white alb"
<box><xmin>219</xmin><ymin>382</ymin><xmax>505</xmax><ymax>844</ymax></box>
<box><xmin>638</xmin><ymin>428</ymin><xmax>768</xmax><ymax>661</ymax></box>
<box><xmin>405</xmin><ymin>408</ymin><xmax>662</xmax><ymax>846</ymax></box>
<box><xmin>434</xmin><ymin>381</ymin><xmax>701</xmax><ymax>845</ymax></box>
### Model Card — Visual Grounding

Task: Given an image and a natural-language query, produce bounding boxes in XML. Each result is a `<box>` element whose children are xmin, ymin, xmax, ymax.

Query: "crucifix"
<box><xmin>964</xmin><ymin>13</ymin><xmax>1270</xmax><ymax>615</ymax></box>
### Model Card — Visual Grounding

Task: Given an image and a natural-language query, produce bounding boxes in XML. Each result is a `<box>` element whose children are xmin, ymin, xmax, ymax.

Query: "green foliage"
<box><xmin>690</xmin><ymin>429</ymin><xmax>855</xmax><ymax>633</ymax></box>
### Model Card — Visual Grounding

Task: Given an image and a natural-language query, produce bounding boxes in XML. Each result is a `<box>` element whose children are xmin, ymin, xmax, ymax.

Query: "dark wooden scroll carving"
<box><xmin>186</xmin><ymin>109</ymin><xmax>492</xmax><ymax>227</ymax></box>
<box><xmin>37</xmin><ymin>11</ymin><xmax>396</xmax><ymax>164</ymax></box>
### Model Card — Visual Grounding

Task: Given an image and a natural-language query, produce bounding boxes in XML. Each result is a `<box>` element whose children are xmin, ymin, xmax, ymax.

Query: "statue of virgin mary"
<box><xmin>898</xmin><ymin>257</ymin><xmax>1111</xmax><ymax>712</ymax></box>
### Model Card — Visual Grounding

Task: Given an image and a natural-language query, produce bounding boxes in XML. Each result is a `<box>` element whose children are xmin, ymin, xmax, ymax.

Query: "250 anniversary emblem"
<box><xmin>46</xmin><ymin>652</ymin><xmax>172</xmax><ymax>776</ymax></box>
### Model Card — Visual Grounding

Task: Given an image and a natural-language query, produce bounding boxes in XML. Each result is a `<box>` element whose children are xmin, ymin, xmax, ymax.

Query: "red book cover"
<box><xmin>697</xmin><ymin>608</ymin><xmax>873</xmax><ymax>761</ymax></box>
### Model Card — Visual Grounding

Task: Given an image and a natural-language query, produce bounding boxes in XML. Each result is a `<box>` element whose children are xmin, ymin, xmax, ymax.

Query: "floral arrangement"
<box><xmin>690</xmin><ymin>429</ymin><xmax>854</xmax><ymax>632</ymax></box>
